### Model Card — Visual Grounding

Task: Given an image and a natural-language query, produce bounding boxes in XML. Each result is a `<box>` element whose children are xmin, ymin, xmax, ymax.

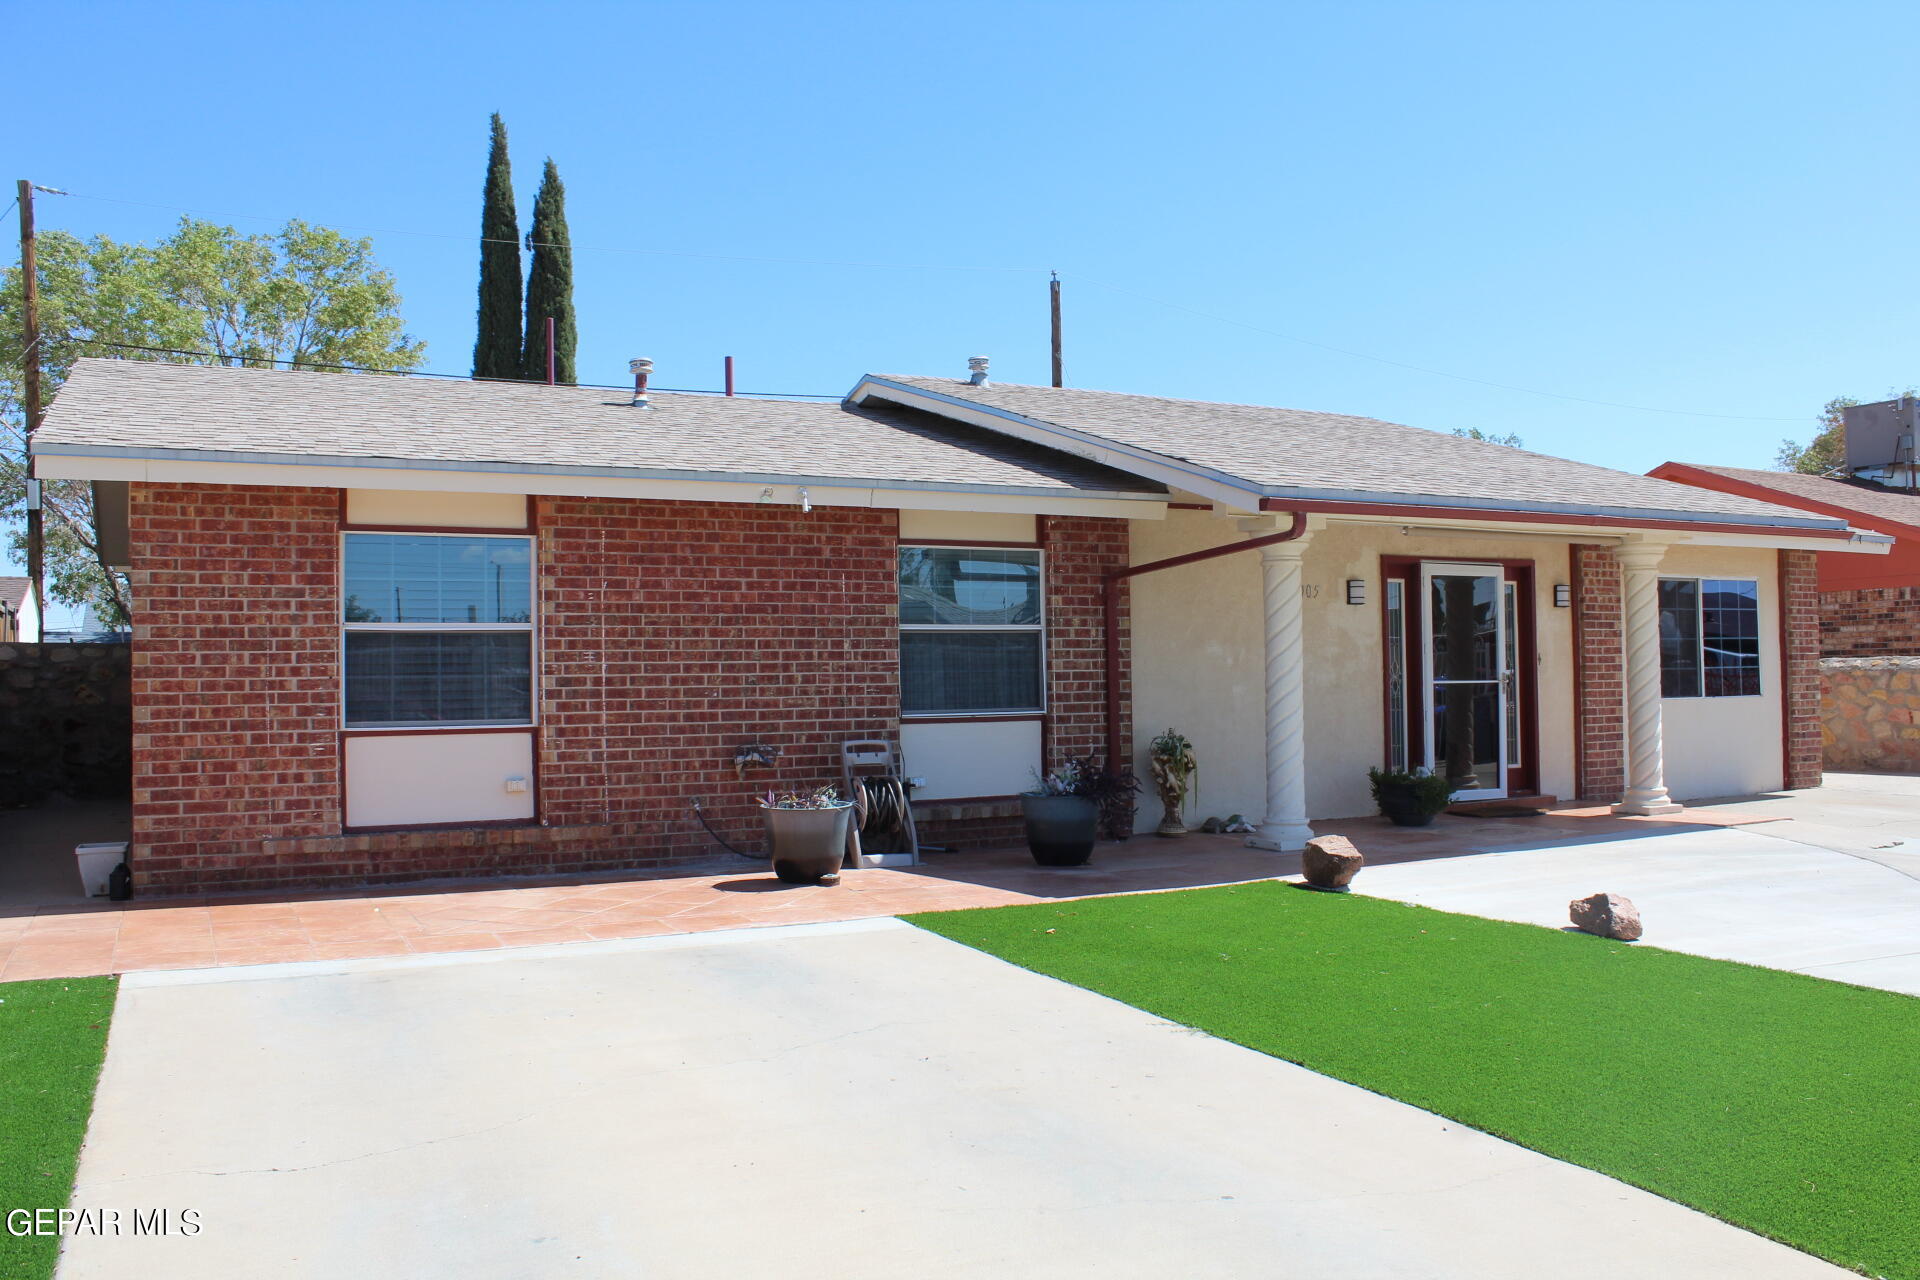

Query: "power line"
<box><xmin>56</xmin><ymin>190</ymin><xmax>1045</xmax><ymax>274</ymax></box>
<box><xmin>79</xmin><ymin>342</ymin><xmax>841</xmax><ymax>398</ymax></box>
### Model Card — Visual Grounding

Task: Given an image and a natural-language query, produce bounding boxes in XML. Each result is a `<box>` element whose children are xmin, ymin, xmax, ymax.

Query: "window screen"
<box><xmin>344</xmin><ymin>533</ymin><xmax>536</xmax><ymax>728</ymax></box>
<box><xmin>899</xmin><ymin>546</ymin><xmax>1044</xmax><ymax>716</ymax></box>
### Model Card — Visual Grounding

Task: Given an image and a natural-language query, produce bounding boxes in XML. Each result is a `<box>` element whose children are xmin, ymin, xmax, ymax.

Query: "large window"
<box><xmin>899</xmin><ymin>546</ymin><xmax>1044</xmax><ymax>715</ymax></box>
<box><xmin>1659</xmin><ymin>577</ymin><xmax>1760</xmax><ymax>698</ymax></box>
<box><xmin>343</xmin><ymin>533</ymin><xmax>535</xmax><ymax>728</ymax></box>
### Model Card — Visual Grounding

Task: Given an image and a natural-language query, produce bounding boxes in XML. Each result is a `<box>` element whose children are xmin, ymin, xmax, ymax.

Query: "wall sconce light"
<box><xmin>1346</xmin><ymin>578</ymin><xmax>1367</xmax><ymax>606</ymax></box>
<box><xmin>1553</xmin><ymin>583</ymin><xmax>1572</xmax><ymax>608</ymax></box>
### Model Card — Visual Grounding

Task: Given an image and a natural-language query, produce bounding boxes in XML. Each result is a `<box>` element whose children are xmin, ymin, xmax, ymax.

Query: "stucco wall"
<box><xmin>1128</xmin><ymin>514</ymin><xmax>1791</xmax><ymax>825</ymax></box>
<box><xmin>1128</xmin><ymin>513</ymin><xmax>1576</xmax><ymax>826</ymax></box>
<box><xmin>1655</xmin><ymin>544</ymin><xmax>1784</xmax><ymax>800</ymax></box>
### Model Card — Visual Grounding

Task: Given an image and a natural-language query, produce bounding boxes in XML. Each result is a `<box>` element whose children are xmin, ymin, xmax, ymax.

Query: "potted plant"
<box><xmin>1148</xmin><ymin>728</ymin><xmax>1198</xmax><ymax>837</ymax></box>
<box><xmin>761</xmin><ymin>786</ymin><xmax>853</xmax><ymax>884</ymax></box>
<box><xmin>1067</xmin><ymin>753</ymin><xmax>1140</xmax><ymax>843</ymax></box>
<box><xmin>1366</xmin><ymin>766</ymin><xmax>1455</xmax><ymax>828</ymax></box>
<box><xmin>1020</xmin><ymin>761</ymin><xmax>1101</xmax><ymax>866</ymax></box>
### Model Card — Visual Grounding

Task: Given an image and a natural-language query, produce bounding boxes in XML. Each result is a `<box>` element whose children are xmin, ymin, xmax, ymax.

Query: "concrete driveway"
<box><xmin>1355</xmin><ymin>773</ymin><xmax>1920</xmax><ymax>995</ymax></box>
<box><xmin>61</xmin><ymin>918</ymin><xmax>1846</xmax><ymax>1279</ymax></box>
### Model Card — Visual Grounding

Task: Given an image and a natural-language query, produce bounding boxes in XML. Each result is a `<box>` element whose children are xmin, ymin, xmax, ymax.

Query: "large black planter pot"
<box><xmin>1376</xmin><ymin>789</ymin><xmax>1440</xmax><ymax>828</ymax></box>
<box><xmin>1021</xmin><ymin>794</ymin><xmax>1098</xmax><ymax>866</ymax></box>
<box><xmin>763</xmin><ymin>804</ymin><xmax>854</xmax><ymax>884</ymax></box>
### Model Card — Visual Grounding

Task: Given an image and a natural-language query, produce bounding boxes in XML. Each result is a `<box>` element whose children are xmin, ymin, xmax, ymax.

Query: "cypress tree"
<box><xmin>520</xmin><ymin>158</ymin><xmax>577</xmax><ymax>385</ymax></box>
<box><xmin>472</xmin><ymin>113</ymin><xmax>522</xmax><ymax>379</ymax></box>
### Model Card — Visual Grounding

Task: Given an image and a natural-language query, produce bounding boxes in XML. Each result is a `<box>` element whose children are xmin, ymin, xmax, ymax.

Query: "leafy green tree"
<box><xmin>1776</xmin><ymin>397</ymin><xmax>1856</xmax><ymax>474</ymax></box>
<box><xmin>520</xmin><ymin>159</ymin><xmax>577</xmax><ymax>385</ymax></box>
<box><xmin>2</xmin><ymin>219</ymin><xmax>424</xmax><ymax>621</ymax></box>
<box><xmin>473</xmin><ymin>113</ymin><xmax>523</xmax><ymax>380</ymax></box>
<box><xmin>1452</xmin><ymin>426</ymin><xmax>1524</xmax><ymax>447</ymax></box>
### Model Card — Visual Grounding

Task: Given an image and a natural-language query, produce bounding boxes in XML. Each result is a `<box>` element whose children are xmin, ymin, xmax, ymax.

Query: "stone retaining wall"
<box><xmin>1821</xmin><ymin>656</ymin><xmax>1920</xmax><ymax>772</ymax></box>
<box><xmin>0</xmin><ymin>642</ymin><xmax>133</xmax><ymax>808</ymax></box>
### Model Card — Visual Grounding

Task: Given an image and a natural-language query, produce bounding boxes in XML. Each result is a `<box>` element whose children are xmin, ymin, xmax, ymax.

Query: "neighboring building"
<box><xmin>0</xmin><ymin>576</ymin><xmax>39</xmax><ymax>643</ymax></box>
<box><xmin>1654</xmin><ymin>404</ymin><xmax>1920</xmax><ymax>657</ymax></box>
<box><xmin>31</xmin><ymin>357</ymin><xmax>1887</xmax><ymax>895</ymax></box>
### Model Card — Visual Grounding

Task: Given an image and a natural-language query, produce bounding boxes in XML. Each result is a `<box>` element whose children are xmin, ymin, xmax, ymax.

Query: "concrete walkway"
<box><xmin>1353</xmin><ymin>775</ymin><xmax>1920</xmax><ymax>996</ymax></box>
<box><xmin>61</xmin><ymin>920</ymin><xmax>1847</xmax><ymax>1279</ymax></box>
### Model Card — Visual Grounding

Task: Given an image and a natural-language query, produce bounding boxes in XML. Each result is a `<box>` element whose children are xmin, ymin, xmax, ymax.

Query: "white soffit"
<box><xmin>32</xmin><ymin>452</ymin><xmax>1168</xmax><ymax>521</ymax></box>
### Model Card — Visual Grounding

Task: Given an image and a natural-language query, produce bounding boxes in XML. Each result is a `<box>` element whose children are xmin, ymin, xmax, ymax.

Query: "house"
<box><xmin>0</xmin><ymin>576</ymin><xmax>39</xmax><ymax>643</ymax></box>
<box><xmin>1650</xmin><ymin>459</ymin><xmax>1920</xmax><ymax>657</ymax></box>
<box><xmin>29</xmin><ymin>356</ymin><xmax>1889</xmax><ymax>895</ymax></box>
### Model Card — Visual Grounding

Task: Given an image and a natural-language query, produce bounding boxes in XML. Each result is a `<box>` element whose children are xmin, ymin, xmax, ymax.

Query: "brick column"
<box><xmin>1780</xmin><ymin>549</ymin><xmax>1823</xmax><ymax>790</ymax></box>
<box><xmin>1571</xmin><ymin>543</ymin><xmax>1627</xmax><ymax>803</ymax></box>
<box><xmin>1040</xmin><ymin>515</ymin><xmax>1131</xmax><ymax>769</ymax></box>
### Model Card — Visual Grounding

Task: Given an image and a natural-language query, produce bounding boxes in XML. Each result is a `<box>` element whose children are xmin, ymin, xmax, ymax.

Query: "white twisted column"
<box><xmin>1247</xmin><ymin>535</ymin><xmax>1315</xmax><ymax>851</ymax></box>
<box><xmin>1614</xmin><ymin>540</ymin><xmax>1681</xmax><ymax>816</ymax></box>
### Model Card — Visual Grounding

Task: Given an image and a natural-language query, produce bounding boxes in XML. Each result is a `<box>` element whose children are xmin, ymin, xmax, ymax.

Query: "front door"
<box><xmin>1421</xmin><ymin>562</ymin><xmax>1508</xmax><ymax>800</ymax></box>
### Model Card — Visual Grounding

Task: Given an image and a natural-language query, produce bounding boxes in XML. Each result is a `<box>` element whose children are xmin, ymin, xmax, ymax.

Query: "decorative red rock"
<box><xmin>1569</xmin><ymin>891</ymin><xmax>1643</xmax><ymax>941</ymax></box>
<box><xmin>1301</xmin><ymin>835</ymin><xmax>1363</xmax><ymax>890</ymax></box>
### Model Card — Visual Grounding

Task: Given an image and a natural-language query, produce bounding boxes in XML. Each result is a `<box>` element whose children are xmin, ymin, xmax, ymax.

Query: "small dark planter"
<box><xmin>1021</xmin><ymin>794</ymin><xmax>1098</xmax><ymax>866</ymax></box>
<box><xmin>763</xmin><ymin>803</ymin><xmax>853</xmax><ymax>884</ymax></box>
<box><xmin>1376</xmin><ymin>787</ymin><xmax>1441</xmax><ymax>828</ymax></box>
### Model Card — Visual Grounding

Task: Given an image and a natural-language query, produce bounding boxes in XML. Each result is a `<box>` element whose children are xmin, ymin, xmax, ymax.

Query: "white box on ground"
<box><xmin>75</xmin><ymin>842</ymin><xmax>128</xmax><ymax>897</ymax></box>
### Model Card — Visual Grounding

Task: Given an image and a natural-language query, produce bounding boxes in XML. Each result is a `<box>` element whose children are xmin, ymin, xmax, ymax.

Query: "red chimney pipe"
<box><xmin>724</xmin><ymin>355</ymin><xmax>735</xmax><ymax>397</ymax></box>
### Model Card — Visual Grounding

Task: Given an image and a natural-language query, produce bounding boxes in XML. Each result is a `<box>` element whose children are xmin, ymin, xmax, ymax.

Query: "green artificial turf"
<box><xmin>908</xmin><ymin>884</ymin><xmax>1920</xmax><ymax>1279</ymax></box>
<box><xmin>0</xmin><ymin>976</ymin><xmax>117</xmax><ymax>1280</ymax></box>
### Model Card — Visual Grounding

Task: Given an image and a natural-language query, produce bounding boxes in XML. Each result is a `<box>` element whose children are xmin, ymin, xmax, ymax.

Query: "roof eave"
<box><xmin>29</xmin><ymin>442</ymin><xmax>1169</xmax><ymax>517</ymax></box>
<box><xmin>851</xmin><ymin>376</ymin><xmax>1848</xmax><ymax>536</ymax></box>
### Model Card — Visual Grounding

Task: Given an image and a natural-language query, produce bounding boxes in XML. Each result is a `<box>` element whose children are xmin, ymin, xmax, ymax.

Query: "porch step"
<box><xmin>1446</xmin><ymin>793</ymin><xmax>1557</xmax><ymax>817</ymax></box>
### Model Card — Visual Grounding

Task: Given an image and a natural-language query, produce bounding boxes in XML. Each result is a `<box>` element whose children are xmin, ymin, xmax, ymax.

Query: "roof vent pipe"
<box><xmin>628</xmin><ymin>358</ymin><xmax>654</xmax><ymax>408</ymax></box>
<box><xmin>967</xmin><ymin>356</ymin><xmax>990</xmax><ymax>387</ymax></box>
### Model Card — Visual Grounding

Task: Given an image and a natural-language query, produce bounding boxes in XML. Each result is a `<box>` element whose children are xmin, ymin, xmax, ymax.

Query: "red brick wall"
<box><xmin>1816</xmin><ymin>586</ymin><xmax>1920</xmax><ymax>657</ymax></box>
<box><xmin>908</xmin><ymin>516</ymin><xmax>1133</xmax><ymax>849</ymax></box>
<box><xmin>1041</xmin><ymin>515</ymin><xmax>1132</xmax><ymax>770</ymax></box>
<box><xmin>1570</xmin><ymin>543</ymin><xmax>1626</xmax><ymax>802</ymax></box>
<box><xmin>535</xmin><ymin>497</ymin><xmax>900</xmax><ymax>860</ymax></box>
<box><xmin>127</xmin><ymin>485</ymin><xmax>1135</xmax><ymax>891</ymax></box>
<box><xmin>1781</xmin><ymin>550</ymin><xmax>1824</xmax><ymax>790</ymax></box>
<box><xmin>130</xmin><ymin>483</ymin><xmax>343</xmax><ymax>891</ymax></box>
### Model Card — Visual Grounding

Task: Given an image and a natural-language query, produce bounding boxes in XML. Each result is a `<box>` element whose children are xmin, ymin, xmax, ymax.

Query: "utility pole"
<box><xmin>1049</xmin><ymin>272</ymin><xmax>1063</xmax><ymax>388</ymax></box>
<box><xmin>16</xmin><ymin>179</ymin><xmax>44</xmax><ymax>628</ymax></box>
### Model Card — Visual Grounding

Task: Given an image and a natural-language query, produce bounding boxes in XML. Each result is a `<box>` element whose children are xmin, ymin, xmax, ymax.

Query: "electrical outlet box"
<box><xmin>504</xmin><ymin>776</ymin><xmax>529</xmax><ymax>794</ymax></box>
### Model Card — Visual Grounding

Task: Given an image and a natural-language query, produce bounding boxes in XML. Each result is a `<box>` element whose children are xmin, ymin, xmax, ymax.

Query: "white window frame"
<box><xmin>341</xmin><ymin>530</ymin><xmax>539</xmax><ymax>732</ymax></box>
<box><xmin>1658</xmin><ymin>575</ymin><xmax>1762</xmax><ymax>701</ymax></box>
<box><xmin>898</xmin><ymin>543</ymin><xmax>1047</xmax><ymax>720</ymax></box>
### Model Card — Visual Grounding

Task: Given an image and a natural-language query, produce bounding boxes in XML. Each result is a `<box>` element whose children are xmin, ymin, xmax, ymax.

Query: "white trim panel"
<box><xmin>902</xmin><ymin>719</ymin><xmax>1042</xmax><ymax>801</ymax></box>
<box><xmin>344</xmin><ymin>731</ymin><xmax>536</xmax><ymax>828</ymax></box>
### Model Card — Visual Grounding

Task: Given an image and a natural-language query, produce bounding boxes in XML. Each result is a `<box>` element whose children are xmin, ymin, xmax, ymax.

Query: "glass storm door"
<box><xmin>1421</xmin><ymin>563</ymin><xmax>1508</xmax><ymax>800</ymax></box>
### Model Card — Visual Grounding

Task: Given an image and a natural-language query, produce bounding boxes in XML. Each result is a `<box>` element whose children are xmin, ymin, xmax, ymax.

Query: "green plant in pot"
<box><xmin>1367</xmin><ymin>767</ymin><xmax>1455</xmax><ymax>828</ymax></box>
<box><xmin>1021</xmin><ymin>762</ymin><xmax>1100</xmax><ymax>866</ymax></box>
<box><xmin>761</xmin><ymin>785</ymin><xmax>853</xmax><ymax>884</ymax></box>
<box><xmin>1020</xmin><ymin>757</ymin><xmax>1142</xmax><ymax>865</ymax></box>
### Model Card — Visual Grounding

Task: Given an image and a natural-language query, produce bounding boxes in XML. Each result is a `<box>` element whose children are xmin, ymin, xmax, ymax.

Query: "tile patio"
<box><xmin>0</xmin><ymin>804</ymin><xmax>1777</xmax><ymax>983</ymax></box>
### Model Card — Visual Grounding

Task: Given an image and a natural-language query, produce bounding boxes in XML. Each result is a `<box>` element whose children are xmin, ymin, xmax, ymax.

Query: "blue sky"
<box><xmin>12</xmin><ymin>0</ymin><xmax>1920</xmax><ymax>619</ymax></box>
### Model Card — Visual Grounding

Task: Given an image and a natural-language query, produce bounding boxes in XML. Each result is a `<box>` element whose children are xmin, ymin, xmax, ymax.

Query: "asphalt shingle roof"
<box><xmin>0</xmin><ymin>577</ymin><xmax>27</xmax><ymax>613</ymax></box>
<box><xmin>32</xmin><ymin>359</ymin><xmax>1164</xmax><ymax>497</ymax></box>
<box><xmin>1668</xmin><ymin>464</ymin><xmax>1920</xmax><ymax>533</ymax></box>
<box><xmin>868</xmin><ymin>375</ymin><xmax>1841</xmax><ymax>528</ymax></box>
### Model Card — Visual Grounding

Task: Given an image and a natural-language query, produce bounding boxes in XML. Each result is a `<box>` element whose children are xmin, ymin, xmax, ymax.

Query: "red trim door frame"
<box><xmin>1380</xmin><ymin>556</ymin><xmax>1541</xmax><ymax>795</ymax></box>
